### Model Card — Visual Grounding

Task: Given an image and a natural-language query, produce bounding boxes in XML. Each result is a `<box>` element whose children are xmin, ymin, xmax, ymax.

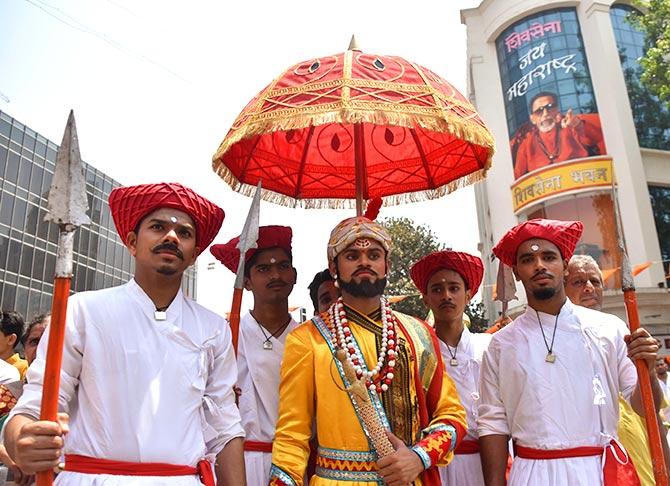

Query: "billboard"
<box><xmin>496</xmin><ymin>8</ymin><xmax>607</xmax><ymax>182</ymax></box>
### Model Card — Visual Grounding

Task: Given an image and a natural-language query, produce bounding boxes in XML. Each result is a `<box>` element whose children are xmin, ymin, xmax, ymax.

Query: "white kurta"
<box><xmin>237</xmin><ymin>312</ymin><xmax>298</xmax><ymax>486</ymax></box>
<box><xmin>478</xmin><ymin>299</ymin><xmax>637</xmax><ymax>486</ymax></box>
<box><xmin>439</xmin><ymin>325</ymin><xmax>490</xmax><ymax>486</ymax></box>
<box><xmin>0</xmin><ymin>359</ymin><xmax>19</xmax><ymax>384</ymax></box>
<box><xmin>8</xmin><ymin>279</ymin><xmax>245</xmax><ymax>485</ymax></box>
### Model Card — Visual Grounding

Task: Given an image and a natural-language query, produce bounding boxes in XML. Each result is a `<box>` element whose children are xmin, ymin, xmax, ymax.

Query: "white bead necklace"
<box><xmin>328</xmin><ymin>297</ymin><xmax>397</xmax><ymax>394</ymax></box>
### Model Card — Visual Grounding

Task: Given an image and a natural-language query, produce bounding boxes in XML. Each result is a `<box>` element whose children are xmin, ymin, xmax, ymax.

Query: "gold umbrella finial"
<box><xmin>348</xmin><ymin>34</ymin><xmax>360</xmax><ymax>51</ymax></box>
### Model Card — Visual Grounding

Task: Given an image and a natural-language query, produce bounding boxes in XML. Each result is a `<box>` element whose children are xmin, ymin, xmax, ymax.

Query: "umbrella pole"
<box><xmin>354</xmin><ymin>123</ymin><xmax>366</xmax><ymax>216</ymax></box>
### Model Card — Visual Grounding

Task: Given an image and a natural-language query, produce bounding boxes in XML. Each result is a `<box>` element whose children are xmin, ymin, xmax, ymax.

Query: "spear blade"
<box><xmin>45</xmin><ymin>110</ymin><xmax>90</xmax><ymax>230</ymax></box>
<box><xmin>233</xmin><ymin>181</ymin><xmax>262</xmax><ymax>288</ymax></box>
<box><xmin>495</xmin><ymin>260</ymin><xmax>517</xmax><ymax>317</ymax></box>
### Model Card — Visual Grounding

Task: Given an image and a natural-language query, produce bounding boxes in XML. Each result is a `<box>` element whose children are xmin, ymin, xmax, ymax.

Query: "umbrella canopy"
<box><xmin>213</xmin><ymin>40</ymin><xmax>495</xmax><ymax>210</ymax></box>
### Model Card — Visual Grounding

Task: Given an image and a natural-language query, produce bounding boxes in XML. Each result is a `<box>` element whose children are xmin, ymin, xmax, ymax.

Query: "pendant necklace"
<box><xmin>255</xmin><ymin>315</ymin><xmax>291</xmax><ymax>350</ymax></box>
<box><xmin>534</xmin><ymin>127</ymin><xmax>561</xmax><ymax>163</ymax></box>
<box><xmin>154</xmin><ymin>305</ymin><xmax>169</xmax><ymax>321</ymax></box>
<box><xmin>445</xmin><ymin>341</ymin><xmax>459</xmax><ymax>367</ymax></box>
<box><xmin>535</xmin><ymin>309</ymin><xmax>559</xmax><ymax>363</ymax></box>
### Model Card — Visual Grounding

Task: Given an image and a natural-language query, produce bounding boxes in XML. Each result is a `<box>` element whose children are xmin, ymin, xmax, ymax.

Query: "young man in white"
<box><xmin>411</xmin><ymin>250</ymin><xmax>489</xmax><ymax>485</ymax></box>
<box><xmin>4</xmin><ymin>182</ymin><xmax>245</xmax><ymax>485</ymax></box>
<box><xmin>478</xmin><ymin>218</ymin><xmax>661</xmax><ymax>486</ymax></box>
<box><xmin>211</xmin><ymin>225</ymin><xmax>298</xmax><ymax>486</ymax></box>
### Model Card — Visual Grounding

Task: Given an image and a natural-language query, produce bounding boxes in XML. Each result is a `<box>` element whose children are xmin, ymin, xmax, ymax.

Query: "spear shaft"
<box><xmin>613</xmin><ymin>183</ymin><xmax>668</xmax><ymax>486</ymax></box>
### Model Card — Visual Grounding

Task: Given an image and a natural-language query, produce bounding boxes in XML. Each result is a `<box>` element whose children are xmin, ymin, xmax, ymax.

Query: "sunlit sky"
<box><xmin>0</xmin><ymin>0</ymin><xmax>484</xmax><ymax>316</ymax></box>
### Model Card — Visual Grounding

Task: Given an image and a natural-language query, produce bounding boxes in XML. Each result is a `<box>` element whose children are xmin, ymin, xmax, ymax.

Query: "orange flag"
<box><xmin>632</xmin><ymin>262</ymin><xmax>652</xmax><ymax>276</ymax></box>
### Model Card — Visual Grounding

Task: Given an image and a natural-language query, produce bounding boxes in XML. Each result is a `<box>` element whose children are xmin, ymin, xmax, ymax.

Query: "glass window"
<box><xmin>0</xmin><ymin>235</ymin><xmax>8</xmax><ymax>270</ymax></box>
<box><xmin>27</xmin><ymin>289</ymin><xmax>43</xmax><ymax>318</ymax></box>
<box><xmin>526</xmin><ymin>192</ymin><xmax>622</xmax><ymax>288</ymax></box>
<box><xmin>0</xmin><ymin>146</ymin><xmax>7</xmax><ymax>178</ymax></box>
<box><xmin>0</xmin><ymin>195</ymin><xmax>13</xmax><ymax>226</ymax></box>
<box><xmin>46</xmin><ymin>145</ymin><xmax>57</xmax><ymax>164</ymax></box>
<box><xmin>32</xmin><ymin>249</ymin><xmax>45</xmax><ymax>280</ymax></box>
<box><xmin>23</xmin><ymin>133</ymin><xmax>35</xmax><ymax>153</ymax></box>
<box><xmin>41</xmin><ymin>169</ymin><xmax>53</xmax><ymax>197</ymax></box>
<box><xmin>36</xmin><ymin>208</ymin><xmax>49</xmax><ymax>240</ymax></box>
<box><xmin>40</xmin><ymin>291</ymin><xmax>53</xmax><ymax>312</ymax></box>
<box><xmin>12</xmin><ymin>197</ymin><xmax>27</xmax><ymax>228</ymax></box>
<box><xmin>648</xmin><ymin>185</ymin><xmax>670</xmax><ymax>285</ymax></box>
<box><xmin>16</xmin><ymin>286</ymin><xmax>29</xmax><ymax>317</ymax></box>
<box><xmin>2</xmin><ymin>285</ymin><xmax>16</xmax><ymax>310</ymax></box>
<box><xmin>25</xmin><ymin>203</ymin><xmax>39</xmax><ymax>235</ymax></box>
<box><xmin>34</xmin><ymin>138</ymin><xmax>47</xmax><ymax>159</ymax></box>
<box><xmin>6</xmin><ymin>151</ymin><xmax>19</xmax><ymax>181</ymax></box>
<box><xmin>0</xmin><ymin>119</ymin><xmax>10</xmax><ymax>138</ymax></box>
<box><xmin>20</xmin><ymin>246</ymin><xmax>33</xmax><ymax>278</ymax></box>
<box><xmin>47</xmin><ymin>222</ymin><xmax>59</xmax><ymax>245</ymax></box>
<box><xmin>610</xmin><ymin>5</ymin><xmax>670</xmax><ymax>150</ymax></box>
<box><xmin>44</xmin><ymin>252</ymin><xmax>56</xmax><ymax>281</ymax></box>
<box><xmin>7</xmin><ymin>239</ymin><xmax>21</xmax><ymax>273</ymax></box>
<box><xmin>30</xmin><ymin>164</ymin><xmax>43</xmax><ymax>195</ymax></box>
<box><xmin>9</xmin><ymin>125</ymin><xmax>23</xmax><ymax>144</ymax></box>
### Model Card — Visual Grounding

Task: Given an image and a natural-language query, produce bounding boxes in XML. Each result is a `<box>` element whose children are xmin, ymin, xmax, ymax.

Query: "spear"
<box><xmin>486</xmin><ymin>260</ymin><xmax>517</xmax><ymax>333</ymax></box>
<box><xmin>612</xmin><ymin>183</ymin><xmax>668</xmax><ymax>485</ymax></box>
<box><xmin>229</xmin><ymin>181</ymin><xmax>262</xmax><ymax>353</ymax></box>
<box><xmin>38</xmin><ymin>111</ymin><xmax>90</xmax><ymax>486</ymax></box>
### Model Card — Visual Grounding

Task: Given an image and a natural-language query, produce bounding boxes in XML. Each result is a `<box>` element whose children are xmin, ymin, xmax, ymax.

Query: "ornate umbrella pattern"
<box><xmin>213</xmin><ymin>43</ymin><xmax>495</xmax><ymax>209</ymax></box>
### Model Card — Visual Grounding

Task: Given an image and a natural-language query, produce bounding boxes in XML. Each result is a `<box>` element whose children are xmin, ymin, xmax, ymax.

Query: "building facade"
<box><xmin>462</xmin><ymin>1</ymin><xmax>670</xmax><ymax>342</ymax></box>
<box><xmin>0</xmin><ymin>110</ymin><xmax>197</xmax><ymax>321</ymax></box>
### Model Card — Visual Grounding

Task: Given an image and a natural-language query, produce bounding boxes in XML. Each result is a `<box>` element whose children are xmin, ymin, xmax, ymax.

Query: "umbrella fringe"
<box><xmin>213</xmin><ymin>160</ymin><xmax>490</xmax><ymax>210</ymax></box>
<box><xmin>212</xmin><ymin>108</ymin><xmax>495</xmax><ymax>164</ymax></box>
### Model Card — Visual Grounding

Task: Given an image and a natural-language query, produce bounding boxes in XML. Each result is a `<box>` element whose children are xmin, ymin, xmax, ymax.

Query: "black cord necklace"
<box><xmin>535</xmin><ymin>309</ymin><xmax>559</xmax><ymax>363</ymax></box>
<box><xmin>254</xmin><ymin>314</ymin><xmax>291</xmax><ymax>350</ymax></box>
<box><xmin>445</xmin><ymin>341</ymin><xmax>459</xmax><ymax>367</ymax></box>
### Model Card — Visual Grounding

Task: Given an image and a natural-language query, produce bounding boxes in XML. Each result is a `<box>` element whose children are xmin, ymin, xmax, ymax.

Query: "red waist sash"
<box><xmin>515</xmin><ymin>440</ymin><xmax>640</xmax><ymax>486</ymax></box>
<box><xmin>244</xmin><ymin>440</ymin><xmax>273</xmax><ymax>453</ymax></box>
<box><xmin>63</xmin><ymin>454</ymin><xmax>214</xmax><ymax>486</ymax></box>
<box><xmin>454</xmin><ymin>439</ymin><xmax>480</xmax><ymax>455</ymax></box>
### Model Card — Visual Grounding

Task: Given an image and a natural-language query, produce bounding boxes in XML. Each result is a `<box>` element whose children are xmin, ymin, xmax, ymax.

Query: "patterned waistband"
<box><xmin>315</xmin><ymin>447</ymin><xmax>381</xmax><ymax>482</ymax></box>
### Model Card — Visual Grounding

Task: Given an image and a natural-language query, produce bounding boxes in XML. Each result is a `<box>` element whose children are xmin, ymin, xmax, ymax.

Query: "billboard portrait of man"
<box><xmin>511</xmin><ymin>91</ymin><xmax>606</xmax><ymax>178</ymax></box>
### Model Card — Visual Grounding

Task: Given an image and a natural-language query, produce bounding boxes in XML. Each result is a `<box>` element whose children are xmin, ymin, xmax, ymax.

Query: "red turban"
<box><xmin>410</xmin><ymin>251</ymin><xmax>484</xmax><ymax>295</ymax></box>
<box><xmin>108</xmin><ymin>182</ymin><xmax>224</xmax><ymax>255</ymax></box>
<box><xmin>210</xmin><ymin>225</ymin><xmax>293</xmax><ymax>274</ymax></box>
<box><xmin>492</xmin><ymin>218</ymin><xmax>584</xmax><ymax>267</ymax></box>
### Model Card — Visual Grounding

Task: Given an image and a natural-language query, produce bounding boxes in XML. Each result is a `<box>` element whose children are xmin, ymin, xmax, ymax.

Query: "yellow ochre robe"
<box><xmin>269</xmin><ymin>305</ymin><xmax>466</xmax><ymax>485</ymax></box>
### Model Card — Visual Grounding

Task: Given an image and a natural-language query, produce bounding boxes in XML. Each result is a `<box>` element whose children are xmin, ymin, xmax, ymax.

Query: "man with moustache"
<box><xmin>478</xmin><ymin>218</ymin><xmax>662</xmax><ymax>486</ymax></box>
<box><xmin>269</xmin><ymin>211</ymin><xmax>466</xmax><ymax>486</ymax></box>
<box><xmin>4</xmin><ymin>183</ymin><xmax>245</xmax><ymax>486</ymax></box>
<box><xmin>410</xmin><ymin>250</ymin><xmax>489</xmax><ymax>485</ymax></box>
<box><xmin>211</xmin><ymin>225</ymin><xmax>298</xmax><ymax>486</ymax></box>
<box><xmin>512</xmin><ymin>92</ymin><xmax>604</xmax><ymax>178</ymax></box>
<box><xmin>307</xmin><ymin>269</ymin><xmax>339</xmax><ymax>315</ymax></box>
<box><xmin>565</xmin><ymin>254</ymin><xmax>669</xmax><ymax>486</ymax></box>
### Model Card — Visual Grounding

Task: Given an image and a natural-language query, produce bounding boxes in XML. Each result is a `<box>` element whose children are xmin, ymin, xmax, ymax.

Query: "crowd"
<box><xmin>0</xmin><ymin>181</ymin><xmax>666</xmax><ymax>486</ymax></box>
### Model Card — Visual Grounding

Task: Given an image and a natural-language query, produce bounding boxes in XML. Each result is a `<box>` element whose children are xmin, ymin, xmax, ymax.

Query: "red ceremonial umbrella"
<box><xmin>213</xmin><ymin>37</ymin><xmax>495</xmax><ymax>214</ymax></box>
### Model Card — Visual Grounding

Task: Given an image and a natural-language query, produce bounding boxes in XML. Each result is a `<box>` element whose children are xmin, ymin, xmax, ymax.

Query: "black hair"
<box><xmin>0</xmin><ymin>310</ymin><xmax>25</xmax><ymax>349</ymax></box>
<box><xmin>529</xmin><ymin>91</ymin><xmax>558</xmax><ymax>111</ymax></box>
<box><xmin>22</xmin><ymin>313</ymin><xmax>50</xmax><ymax>346</ymax></box>
<box><xmin>308</xmin><ymin>269</ymin><xmax>334</xmax><ymax>312</ymax></box>
<box><xmin>244</xmin><ymin>247</ymin><xmax>293</xmax><ymax>278</ymax></box>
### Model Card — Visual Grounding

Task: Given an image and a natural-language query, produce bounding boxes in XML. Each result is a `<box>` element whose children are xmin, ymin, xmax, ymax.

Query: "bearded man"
<box><xmin>269</xmin><ymin>211</ymin><xmax>466</xmax><ymax>486</ymax></box>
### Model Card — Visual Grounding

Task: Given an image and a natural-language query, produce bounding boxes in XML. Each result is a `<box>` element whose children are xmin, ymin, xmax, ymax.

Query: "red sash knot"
<box><xmin>515</xmin><ymin>439</ymin><xmax>641</xmax><ymax>486</ymax></box>
<box><xmin>63</xmin><ymin>454</ymin><xmax>215</xmax><ymax>486</ymax></box>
